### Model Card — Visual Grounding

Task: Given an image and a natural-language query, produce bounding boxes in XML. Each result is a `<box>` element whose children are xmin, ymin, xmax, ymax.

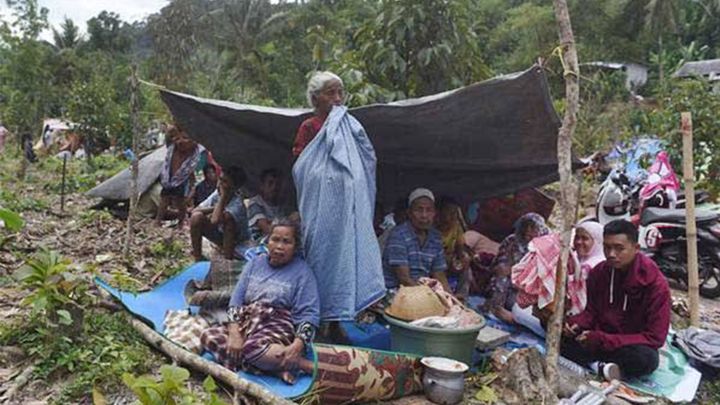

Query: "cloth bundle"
<box><xmin>674</xmin><ymin>327</ymin><xmax>720</xmax><ymax>369</ymax></box>
<box><xmin>163</xmin><ymin>309</ymin><xmax>210</xmax><ymax>353</ymax></box>
<box><xmin>409</xmin><ymin>278</ymin><xmax>484</xmax><ymax>328</ymax></box>
<box><xmin>511</xmin><ymin>233</ymin><xmax>587</xmax><ymax>316</ymax></box>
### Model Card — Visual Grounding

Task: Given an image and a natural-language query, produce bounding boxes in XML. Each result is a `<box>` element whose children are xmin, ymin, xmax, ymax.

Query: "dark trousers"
<box><xmin>561</xmin><ymin>337</ymin><xmax>660</xmax><ymax>378</ymax></box>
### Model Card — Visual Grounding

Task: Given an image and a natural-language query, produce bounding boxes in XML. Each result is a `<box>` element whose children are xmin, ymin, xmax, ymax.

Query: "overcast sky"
<box><xmin>0</xmin><ymin>0</ymin><xmax>170</xmax><ymax>41</ymax></box>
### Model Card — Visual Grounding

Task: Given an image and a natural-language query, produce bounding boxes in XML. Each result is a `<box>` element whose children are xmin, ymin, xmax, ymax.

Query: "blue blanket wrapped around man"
<box><xmin>293</xmin><ymin>105</ymin><xmax>386</xmax><ymax>321</ymax></box>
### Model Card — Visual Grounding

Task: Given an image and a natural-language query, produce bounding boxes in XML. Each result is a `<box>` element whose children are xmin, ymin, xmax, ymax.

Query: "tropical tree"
<box><xmin>353</xmin><ymin>0</ymin><xmax>492</xmax><ymax>98</ymax></box>
<box><xmin>86</xmin><ymin>11</ymin><xmax>131</xmax><ymax>53</ymax></box>
<box><xmin>209</xmin><ymin>0</ymin><xmax>288</xmax><ymax>98</ymax></box>
<box><xmin>0</xmin><ymin>0</ymin><xmax>54</xmax><ymax>134</ymax></box>
<box><xmin>644</xmin><ymin>0</ymin><xmax>679</xmax><ymax>84</ymax></box>
<box><xmin>52</xmin><ymin>17</ymin><xmax>81</xmax><ymax>49</ymax></box>
<box><xmin>145</xmin><ymin>0</ymin><xmax>212</xmax><ymax>89</ymax></box>
<box><xmin>487</xmin><ymin>2</ymin><xmax>557</xmax><ymax>72</ymax></box>
<box><xmin>633</xmin><ymin>79</ymin><xmax>720</xmax><ymax>196</ymax></box>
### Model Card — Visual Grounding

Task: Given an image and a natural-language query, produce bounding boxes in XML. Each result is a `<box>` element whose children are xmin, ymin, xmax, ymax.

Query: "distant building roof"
<box><xmin>673</xmin><ymin>59</ymin><xmax>720</xmax><ymax>81</ymax></box>
<box><xmin>581</xmin><ymin>61</ymin><xmax>648</xmax><ymax>91</ymax></box>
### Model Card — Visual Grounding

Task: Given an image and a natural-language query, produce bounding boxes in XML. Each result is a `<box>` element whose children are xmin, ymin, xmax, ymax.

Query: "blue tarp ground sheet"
<box><xmin>94</xmin><ymin>262</ymin><xmax>312</xmax><ymax>399</ymax></box>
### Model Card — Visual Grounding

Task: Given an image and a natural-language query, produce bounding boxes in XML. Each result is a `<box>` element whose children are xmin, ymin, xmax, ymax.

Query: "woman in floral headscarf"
<box><xmin>484</xmin><ymin>213</ymin><xmax>549</xmax><ymax>326</ymax></box>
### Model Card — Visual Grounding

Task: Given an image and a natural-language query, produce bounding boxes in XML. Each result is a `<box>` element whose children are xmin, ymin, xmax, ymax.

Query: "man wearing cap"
<box><xmin>382</xmin><ymin>188</ymin><xmax>451</xmax><ymax>293</ymax></box>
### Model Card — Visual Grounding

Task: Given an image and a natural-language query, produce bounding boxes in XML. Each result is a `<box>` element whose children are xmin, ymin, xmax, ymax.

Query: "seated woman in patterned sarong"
<box><xmin>201</xmin><ymin>219</ymin><xmax>320</xmax><ymax>384</ymax></box>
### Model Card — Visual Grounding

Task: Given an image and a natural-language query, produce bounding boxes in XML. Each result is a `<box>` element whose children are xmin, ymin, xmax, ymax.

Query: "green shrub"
<box><xmin>123</xmin><ymin>365</ymin><xmax>228</xmax><ymax>405</ymax></box>
<box><xmin>1</xmin><ymin>311</ymin><xmax>159</xmax><ymax>403</ymax></box>
<box><xmin>13</xmin><ymin>250</ymin><xmax>90</xmax><ymax>323</ymax></box>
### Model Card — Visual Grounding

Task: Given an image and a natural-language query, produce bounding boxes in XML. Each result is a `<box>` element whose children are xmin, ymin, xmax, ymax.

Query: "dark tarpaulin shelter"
<box><xmin>160</xmin><ymin>65</ymin><xmax>564</xmax><ymax>205</ymax></box>
<box><xmin>86</xmin><ymin>146</ymin><xmax>167</xmax><ymax>200</ymax></box>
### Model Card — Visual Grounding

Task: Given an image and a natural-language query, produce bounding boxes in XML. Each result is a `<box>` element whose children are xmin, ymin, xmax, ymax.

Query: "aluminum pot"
<box><xmin>421</xmin><ymin>356</ymin><xmax>468</xmax><ymax>405</ymax></box>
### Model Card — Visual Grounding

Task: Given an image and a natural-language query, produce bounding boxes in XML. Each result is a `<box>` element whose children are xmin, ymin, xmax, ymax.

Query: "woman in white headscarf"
<box><xmin>574</xmin><ymin>221</ymin><xmax>605</xmax><ymax>275</ymax></box>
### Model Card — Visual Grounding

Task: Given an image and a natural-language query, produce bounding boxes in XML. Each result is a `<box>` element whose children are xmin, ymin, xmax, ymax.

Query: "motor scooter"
<box><xmin>595</xmin><ymin>170</ymin><xmax>720</xmax><ymax>298</ymax></box>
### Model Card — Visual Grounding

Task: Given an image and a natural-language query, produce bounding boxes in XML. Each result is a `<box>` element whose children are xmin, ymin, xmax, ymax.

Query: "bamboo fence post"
<box><xmin>681</xmin><ymin>112</ymin><xmax>700</xmax><ymax>326</ymax></box>
<box><xmin>547</xmin><ymin>0</ymin><xmax>581</xmax><ymax>392</ymax></box>
<box><xmin>124</xmin><ymin>64</ymin><xmax>141</xmax><ymax>256</ymax></box>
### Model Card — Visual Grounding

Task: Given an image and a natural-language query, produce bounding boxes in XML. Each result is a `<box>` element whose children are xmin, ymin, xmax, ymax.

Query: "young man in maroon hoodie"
<box><xmin>562</xmin><ymin>219</ymin><xmax>671</xmax><ymax>380</ymax></box>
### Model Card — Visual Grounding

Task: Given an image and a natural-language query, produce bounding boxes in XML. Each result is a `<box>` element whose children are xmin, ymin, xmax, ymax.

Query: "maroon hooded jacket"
<box><xmin>569</xmin><ymin>252</ymin><xmax>671</xmax><ymax>352</ymax></box>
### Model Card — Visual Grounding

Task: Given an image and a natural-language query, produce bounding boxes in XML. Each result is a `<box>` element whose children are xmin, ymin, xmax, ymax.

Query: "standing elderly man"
<box><xmin>383</xmin><ymin>188</ymin><xmax>451</xmax><ymax>293</ymax></box>
<box><xmin>562</xmin><ymin>219</ymin><xmax>671</xmax><ymax>380</ymax></box>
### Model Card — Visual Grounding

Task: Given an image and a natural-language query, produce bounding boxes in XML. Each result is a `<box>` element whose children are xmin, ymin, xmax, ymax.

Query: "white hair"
<box><xmin>306</xmin><ymin>71</ymin><xmax>343</xmax><ymax>108</ymax></box>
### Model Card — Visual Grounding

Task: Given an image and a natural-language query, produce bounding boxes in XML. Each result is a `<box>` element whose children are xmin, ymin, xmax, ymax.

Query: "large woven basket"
<box><xmin>385</xmin><ymin>285</ymin><xmax>447</xmax><ymax>321</ymax></box>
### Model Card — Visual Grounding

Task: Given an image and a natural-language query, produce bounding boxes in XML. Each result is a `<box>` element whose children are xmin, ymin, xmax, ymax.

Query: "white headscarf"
<box><xmin>576</xmin><ymin>221</ymin><xmax>605</xmax><ymax>270</ymax></box>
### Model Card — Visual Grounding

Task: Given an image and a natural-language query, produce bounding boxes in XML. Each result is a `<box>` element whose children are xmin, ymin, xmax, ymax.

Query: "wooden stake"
<box><xmin>124</xmin><ymin>64</ymin><xmax>141</xmax><ymax>256</ymax></box>
<box><xmin>547</xmin><ymin>0</ymin><xmax>581</xmax><ymax>392</ymax></box>
<box><xmin>682</xmin><ymin>112</ymin><xmax>700</xmax><ymax>326</ymax></box>
<box><xmin>60</xmin><ymin>154</ymin><xmax>67</xmax><ymax>211</ymax></box>
<box><xmin>127</xmin><ymin>316</ymin><xmax>293</xmax><ymax>404</ymax></box>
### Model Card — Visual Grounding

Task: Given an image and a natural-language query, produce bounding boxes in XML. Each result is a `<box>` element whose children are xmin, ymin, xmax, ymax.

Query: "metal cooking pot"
<box><xmin>421</xmin><ymin>356</ymin><xmax>468</xmax><ymax>405</ymax></box>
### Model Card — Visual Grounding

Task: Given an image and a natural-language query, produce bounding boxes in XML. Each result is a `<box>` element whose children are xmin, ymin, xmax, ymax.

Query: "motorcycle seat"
<box><xmin>676</xmin><ymin>190</ymin><xmax>710</xmax><ymax>206</ymax></box>
<box><xmin>641</xmin><ymin>207</ymin><xmax>719</xmax><ymax>226</ymax></box>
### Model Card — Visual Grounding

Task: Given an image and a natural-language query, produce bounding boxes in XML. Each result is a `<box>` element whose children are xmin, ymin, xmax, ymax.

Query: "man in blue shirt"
<box><xmin>190</xmin><ymin>165</ymin><xmax>251</xmax><ymax>260</ymax></box>
<box><xmin>383</xmin><ymin>188</ymin><xmax>450</xmax><ymax>292</ymax></box>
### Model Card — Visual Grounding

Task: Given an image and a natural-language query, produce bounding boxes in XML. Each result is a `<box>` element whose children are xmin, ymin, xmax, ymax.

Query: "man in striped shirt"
<box><xmin>382</xmin><ymin>188</ymin><xmax>450</xmax><ymax>292</ymax></box>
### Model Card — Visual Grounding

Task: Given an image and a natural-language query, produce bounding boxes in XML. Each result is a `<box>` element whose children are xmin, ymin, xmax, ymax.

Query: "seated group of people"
<box><xmin>156</xmin><ymin>124</ymin><xmax>287</xmax><ymax>261</ymax></box>
<box><xmin>189</xmin><ymin>165</ymin><xmax>286</xmax><ymax>261</ymax></box>
<box><xmin>164</xmin><ymin>70</ymin><xmax>670</xmax><ymax>386</ymax></box>
<box><xmin>380</xmin><ymin>187</ymin><xmax>670</xmax><ymax>381</ymax></box>
<box><xmin>171</xmin><ymin>72</ymin><xmax>343</xmax><ymax>383</ymax></box>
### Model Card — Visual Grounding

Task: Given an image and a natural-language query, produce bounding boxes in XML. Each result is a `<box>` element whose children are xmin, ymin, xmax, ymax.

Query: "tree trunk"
<box><xmin>547</xmin><ymin>0</ymin><xmax>580</xmax><ymax>392</ymax></box>
<box><xmin>658</xmin><ymin>35</ymin><xmax>664</xmax><ymax>86</ymax></box>
<box><xmin>124</xmin><ymin>64</ymin><xmax>141</xmax><ymax>256</ymax></box>
<box><xmin>491</xmin><ymin>348</ymin><xmax>558</xmax><ymax>404</ymax></box>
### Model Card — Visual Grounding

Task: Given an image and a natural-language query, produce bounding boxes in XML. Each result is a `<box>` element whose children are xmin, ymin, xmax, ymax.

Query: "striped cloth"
<box><xmin>293</xmin><ymin>106</ymin><xmax>385</xmax><ymax>321</ymax></box>
<box><xmin>511</xmin><ymin>233</ymin><xmax>587</xmax><ymax>316</ymax></box>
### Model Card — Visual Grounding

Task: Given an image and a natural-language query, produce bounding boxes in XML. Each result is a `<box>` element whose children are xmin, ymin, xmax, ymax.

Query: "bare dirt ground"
<box><xmin>0</xmin><ymin>153</ymin><xmax>202</xmax><ymax>404</ymax></box>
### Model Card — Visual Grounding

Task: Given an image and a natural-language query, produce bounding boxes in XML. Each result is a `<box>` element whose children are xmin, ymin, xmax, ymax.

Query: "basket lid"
<box><xmin>385</xmin><ymin>285</ymin><xmax>447</xmax><ymax>321</ymax></box>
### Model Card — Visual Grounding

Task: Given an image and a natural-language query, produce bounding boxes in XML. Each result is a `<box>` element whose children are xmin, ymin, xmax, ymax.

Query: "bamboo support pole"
<box><xmin>126</xmin><ymin>316</ymin><xmax>295</xmax><ymax>405</ymax></box>
<box><xmin>681</xmin><ymin>112</ymin><xmax>700</xmax><ymax>326</ymax></box>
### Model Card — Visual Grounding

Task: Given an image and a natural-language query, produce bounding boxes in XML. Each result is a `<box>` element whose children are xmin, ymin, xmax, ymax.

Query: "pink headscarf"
<box><xmin>576</xmin><ymin>221</ymin><xmax>605</xmax><ymax>271</ymax></box>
